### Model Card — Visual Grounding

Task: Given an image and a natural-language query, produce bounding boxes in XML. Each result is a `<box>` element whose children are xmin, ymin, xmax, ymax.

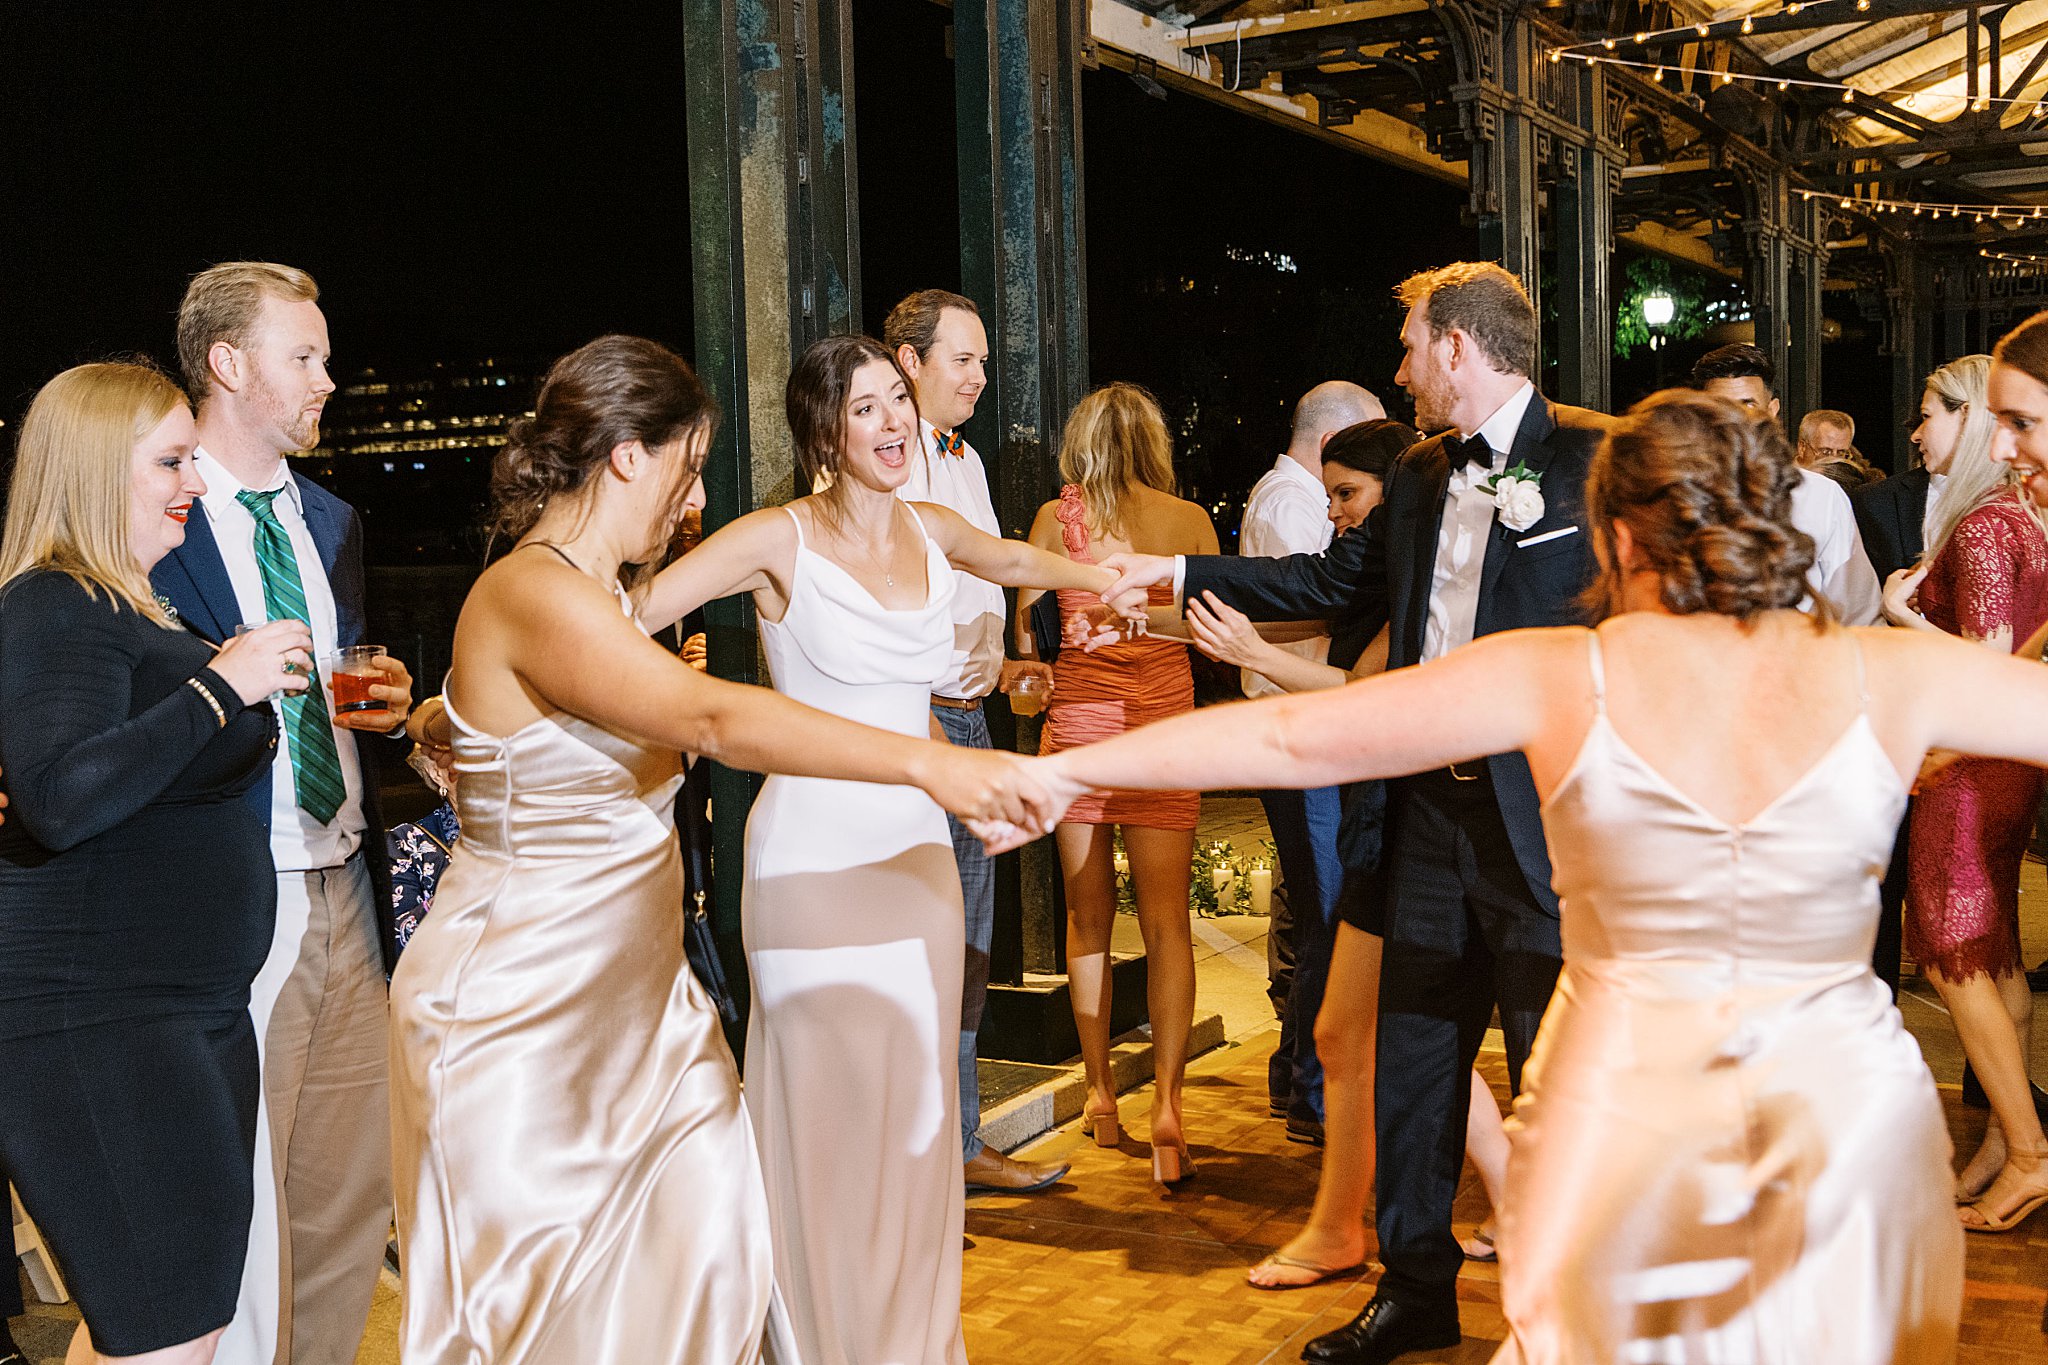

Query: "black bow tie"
<box><xmin>1446</xmin><ymin>433</ymin><xmax>1494</xmax><ymax>471</ymax></box>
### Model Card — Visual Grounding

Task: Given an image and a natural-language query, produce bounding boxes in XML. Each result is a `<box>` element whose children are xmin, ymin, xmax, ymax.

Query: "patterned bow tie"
<box><xmin>933</xmin><ymin>428</ymin><xmax>967</xmax><ymax>459</ymax></box>
<box><xmin>1445</xmin><ymin>432</ymin><xmax>1495</xmax><ymax>472</ymax></box>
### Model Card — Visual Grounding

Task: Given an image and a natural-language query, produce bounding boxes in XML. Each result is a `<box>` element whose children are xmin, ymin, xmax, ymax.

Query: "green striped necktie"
<box><xmin>235</xmin><ymin>488</ymin><xmax>348</xmax><ymax>824</ymax></box>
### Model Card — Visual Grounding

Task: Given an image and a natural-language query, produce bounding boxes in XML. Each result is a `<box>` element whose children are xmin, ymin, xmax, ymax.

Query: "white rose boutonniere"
<box><xmin>1483</xmin><ymin>462</ymin><xmax>1545</xmax><ymax>533</ymax></box>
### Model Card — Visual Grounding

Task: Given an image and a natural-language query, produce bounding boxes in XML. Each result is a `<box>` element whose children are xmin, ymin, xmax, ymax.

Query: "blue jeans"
<box><xmin>933</xmin><ymin>702</ymin><xmax>996</xmax><ymax>1160</ymax></box>
<box><xmin>1263</xmin><ymin>785</ymin><xmax>1345</xmax><ymax>1125</ymax></box>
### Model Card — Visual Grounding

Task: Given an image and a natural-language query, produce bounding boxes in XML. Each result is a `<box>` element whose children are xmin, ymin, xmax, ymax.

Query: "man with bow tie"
<box><xmin>1103</xmin><ymin>263</ymin><xmax>1611</xmax><ymax>1365</ymax></box>
<box><xmin>882</xmin><ymin>289</ymin><xmax>1068</xmax><ymax>1197</ymax></box>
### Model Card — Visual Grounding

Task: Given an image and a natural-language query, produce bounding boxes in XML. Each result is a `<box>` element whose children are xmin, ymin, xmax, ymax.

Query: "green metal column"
<box><xmin>1555</xmin><ymin>60</ymin><xmax>1616</xmax><ymax>413</ymax></box>
<box><xmin>956</xmin><ymin>0</ymin><xmax>1098</xmax><ymax>1049</ymax></box>
<box><xmin>1883</xmin><ymin>241</ymin><xmax>1932</xmax><ymax>474</ymax></box>
<box><xmin>1742</xmin><ymin>170</ymin><xmax>1792</xmax><ymax>407</ymax></box>
<box><xmin>1783</xmin><ymin>198</ymin><xmax>1826</xmax><ymax>431</ymax></box>
<box><xmin>1478</xmin><ymin>16</ymin><xmax>1542</xmax><ymax>323</ymax></box>
<box><xmin>683</xmin><ymin>0</ymin><xmax>860</xmax><ymax>1018</ymax></box>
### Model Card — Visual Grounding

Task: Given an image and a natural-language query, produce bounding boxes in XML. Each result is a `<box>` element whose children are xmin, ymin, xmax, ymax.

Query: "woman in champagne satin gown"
<box><xmin>391</xmin><ymin>336</ymin><xmax>1055</xmax><ymax>1364</ymax></box>
<box><xmin>1001</xmin><ymin>391</ymin><xmax>2048</xmax><ymax>1362</ymax></box>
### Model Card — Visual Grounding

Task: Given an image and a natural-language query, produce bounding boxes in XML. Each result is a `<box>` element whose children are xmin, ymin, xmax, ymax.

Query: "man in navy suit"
<box><xmin>152</xmin><ymin>262</ymin><xmax>411</xmax><ymax>1365</ymax></box>
<box><xmin>1105</xmin><ymin>263</ymin><xmax>1610</xmax><ymax>1364</ymax></box>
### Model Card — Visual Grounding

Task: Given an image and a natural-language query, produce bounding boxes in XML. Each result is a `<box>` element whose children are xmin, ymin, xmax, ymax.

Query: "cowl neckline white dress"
<box><xmin>1492</xmin><ymin>630</ymin><xmax>1961</xmax><ymax>1364</ymax></box>
<box><xmin>744</xmin><ymin>504</ymin><xmax>971</xmax><ymax>1364</ymax></box>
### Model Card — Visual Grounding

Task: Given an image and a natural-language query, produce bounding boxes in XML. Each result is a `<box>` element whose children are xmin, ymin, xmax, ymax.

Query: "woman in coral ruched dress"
<box><xmin>1019</xmin><ymin>382</ymin><xmax>1217</xmax><ymax>1185</ymax></box>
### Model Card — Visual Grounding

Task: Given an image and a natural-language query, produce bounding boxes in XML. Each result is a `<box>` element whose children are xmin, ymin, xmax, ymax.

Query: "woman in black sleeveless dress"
<box><xmin>0</xmin><ymin>362</ymin><xmax>311</xmax><ymax>1361</ymax></box>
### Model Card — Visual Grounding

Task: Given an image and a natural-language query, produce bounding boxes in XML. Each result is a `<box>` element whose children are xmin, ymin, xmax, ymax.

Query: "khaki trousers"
<box><xmin>264</xmin><ymin>855</ymin><xmax>392</xmax><ymax>1365</ymax></box>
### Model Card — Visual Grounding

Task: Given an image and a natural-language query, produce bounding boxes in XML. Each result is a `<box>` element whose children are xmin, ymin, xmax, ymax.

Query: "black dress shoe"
<box><xmin>1302</xmin><ymin>1294</ymin><xmax>1460</xmax><ymax>1365</ymax></box>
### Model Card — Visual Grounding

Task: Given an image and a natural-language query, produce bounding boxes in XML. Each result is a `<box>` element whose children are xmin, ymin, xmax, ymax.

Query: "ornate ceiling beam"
<box><xmin>1605</xmin><ymin>0</ymin><xmax>2004</xmax><ymax>56</ymax></box>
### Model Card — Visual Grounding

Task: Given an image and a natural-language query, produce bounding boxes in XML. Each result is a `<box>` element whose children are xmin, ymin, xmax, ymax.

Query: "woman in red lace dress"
<box><xmin>1019</xmin><ymin>383</ymin><xmax>1217</xmax><ymax>1184</ymax></box>
<box><xmin>1884</xmin><ymin>351</ymin><xmax>2048</xmax><ymax>1232</ymax></box>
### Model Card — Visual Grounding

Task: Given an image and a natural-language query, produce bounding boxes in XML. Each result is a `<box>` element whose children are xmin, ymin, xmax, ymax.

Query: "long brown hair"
<box><xmin>491</xmin><ymin>335</ymin><xmax>716</xmax><ymax>552</ymax></box>
<box><xmin>1583</xmin><ymin>389</ymin><xmax>1821</xmax><ymax>625</ymax></box>
<box><xmin>1057</xmin><ymin>383</ymin><xmax>1177</xmax><ymax>540</ymax></box>
<box><xmin>786</xmin><ymin>335</ymin><xmax>920</xmax><ymax>528</ymax></box>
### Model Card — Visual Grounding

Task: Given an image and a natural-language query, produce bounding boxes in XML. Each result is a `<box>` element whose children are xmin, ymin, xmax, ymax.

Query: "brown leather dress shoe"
<box><xmin>964</xmin><ymin>1147</ymin><xmax>1070</xmax><ymax>1195</ymax></box>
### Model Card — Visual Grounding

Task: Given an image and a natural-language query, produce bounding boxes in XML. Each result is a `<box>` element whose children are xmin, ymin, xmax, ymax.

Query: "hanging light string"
<box><xmin>1550</xmin><ymin>49</ymin><xmax>2048</xmax><ymax>116</ymax></box>
<box><xmin>1983</xmin><ymin>249</ymin><xmax>2048</xmax><ymax>265</ymax></box>
<box><xmin>1797</xmin><ymin>187</ymin><xmax>2048</xmax><ymax>224</ymax></box>
<box><xmin>1558</xmin><ymin>0</ymin><xmax>1889</xmax><ymax>61</ymax></box>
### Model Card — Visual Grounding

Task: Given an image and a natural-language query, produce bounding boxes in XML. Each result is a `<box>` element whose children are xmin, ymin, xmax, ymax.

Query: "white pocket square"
<box><xmin>1515</xmin><ymin>525</ymin><xmax>1580</xmax><ymax>548</ymax></box>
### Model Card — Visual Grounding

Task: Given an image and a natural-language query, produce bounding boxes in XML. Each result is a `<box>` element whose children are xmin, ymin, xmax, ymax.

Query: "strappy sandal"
<box><xmin>1961</xmin><ymin>1147</ymin><xmax>2048</xmax><ymax>1234</ymax></box>
<box><xmin>1246</xmin><ymin>1251</ymin><xmax>1367</xmax><ymax>1290</ymax></box>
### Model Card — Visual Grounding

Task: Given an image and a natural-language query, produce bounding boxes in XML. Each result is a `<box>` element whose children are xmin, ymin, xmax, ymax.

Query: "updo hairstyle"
<box><xmin>1584</xmin><ymin>389</ymin><xmax>1819</xmax><ymax>624</ymax></box>
<box><xmin>786</xmin><ymin>334</ymin><xmax>916</xmax><ymax>492</ymax></box>
<box><xmin>491</xmin><ymin>335</ymin><xmax>716</xmax><ymax>541</ymax></box>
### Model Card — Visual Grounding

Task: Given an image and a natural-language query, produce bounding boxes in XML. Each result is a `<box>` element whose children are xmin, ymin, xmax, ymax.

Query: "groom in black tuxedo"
<box><xmin>1106</xmin><ymin>262</ymin><xmax>1610</xmax><ymax>1364</ymax></box>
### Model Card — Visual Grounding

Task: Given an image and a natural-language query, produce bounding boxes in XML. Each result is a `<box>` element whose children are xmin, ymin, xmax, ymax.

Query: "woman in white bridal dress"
<box><xmin>987</xmin><ymin>390</ymin><xmax>2048</xmax><ymax>1363</ymax></box>
<box><xmin>391</xmin><ymin>335</ymin><xmax>1056</xmax><ymax>1365</ymax></box>
<box><xmin>634</xmin><ymin>334</ymin><xmax>1139</xmax><ymax>1365</ymax></box>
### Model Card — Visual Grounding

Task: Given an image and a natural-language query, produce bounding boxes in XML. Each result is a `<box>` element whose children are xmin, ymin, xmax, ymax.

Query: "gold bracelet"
<box><xmin>185</xmin><ymin>676</ymin><xmax>228</xmax><ymax>729</ymax></box>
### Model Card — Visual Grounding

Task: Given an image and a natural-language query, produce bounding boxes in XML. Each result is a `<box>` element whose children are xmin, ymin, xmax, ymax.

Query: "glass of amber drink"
<box><xmin>323</xmin><ymin>645</ymin><xmax>390</xmax><ymax>714</ymax></box>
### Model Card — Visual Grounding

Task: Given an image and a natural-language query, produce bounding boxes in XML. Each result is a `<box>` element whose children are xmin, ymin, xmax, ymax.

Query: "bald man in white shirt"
<box><xmin>1242</xmin><ymin>381</ymin><xmax>1383</xmax><ymax>1142</ymax></box>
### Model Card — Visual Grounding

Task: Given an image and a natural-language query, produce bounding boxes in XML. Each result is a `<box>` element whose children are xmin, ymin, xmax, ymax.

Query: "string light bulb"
<box><xmin>1741</xmin><ymin>15</ymin><xmax>1754</xmax><ymax>32</ymax></box>
<box><xmin>1695</xmin><ymin>23</ymin><xmax>1709</xmax><ymax>35</ymax></box>
<box><xmin>1841</xmin><ymin>86</ymin><xmax>1854</xmax><ymax>102</ymax></box>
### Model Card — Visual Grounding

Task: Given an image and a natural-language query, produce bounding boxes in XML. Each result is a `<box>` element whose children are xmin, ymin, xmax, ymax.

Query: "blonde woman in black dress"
<box><xmin>0</xmin><ymin>362</ymin><xmax>311</xmax><ymax>1365</ymax></box>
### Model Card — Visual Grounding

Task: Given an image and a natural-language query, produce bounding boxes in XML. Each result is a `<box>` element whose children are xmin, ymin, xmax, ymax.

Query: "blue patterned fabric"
<box><xmin>389</xmin><ymin>802</ymin><xmax>460</xmax><ymax>953</ymax></box>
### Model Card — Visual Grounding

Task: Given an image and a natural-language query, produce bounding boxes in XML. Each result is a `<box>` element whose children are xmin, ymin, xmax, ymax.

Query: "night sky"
<box><xmin>3</xmin><ymin>1</ymin><xmax>1888</xmax><ymax>498</ymax></box>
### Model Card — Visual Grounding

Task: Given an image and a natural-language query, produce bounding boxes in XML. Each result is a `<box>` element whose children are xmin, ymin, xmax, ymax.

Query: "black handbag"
<box><xmin>678</xmin><ymin>763</ymin><xmax>739</xmax><ymax>1025</ymax></box>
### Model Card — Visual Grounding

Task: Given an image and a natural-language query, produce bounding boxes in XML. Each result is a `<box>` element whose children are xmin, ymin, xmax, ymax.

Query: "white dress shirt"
<box><xmin>1420</xmin><ymin>382</ymin><xmax>1538</xmax><ymax>663</ymax></box>
<box><xmin>1237</xmin><ymin>454</ymin><xmax>1333</xmax><ymax>697</ymax></box>
<box><xmin>195</xmin><ymin>448</ymin><xmax>366</xmax><ymax>871</ymax></box>
<box><xmin>1790</xmin><ymin>467</ymin><xmax>1882</xmax><ymax>626</ymax></box>
<box><xmin>897</xmin><ymin>419</ymin><xmax>1006</xmax><ymax>700</ymax></box>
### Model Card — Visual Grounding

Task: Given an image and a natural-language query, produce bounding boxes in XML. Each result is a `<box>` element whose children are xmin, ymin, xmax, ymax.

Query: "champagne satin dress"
<box><xmin>390</xmin><ymin>634</ymin><xmax>787</xmax><ymax>1363</ymax></box>
<box><xmin>744</xmin><ymin>504</ymin><xmax>969</xmax><ymax>1365</ymax></box>
<box><xmin>1493</xmin><ymin>632</ymin><xmax>1961</xmax><ymax>1364</ymax></box>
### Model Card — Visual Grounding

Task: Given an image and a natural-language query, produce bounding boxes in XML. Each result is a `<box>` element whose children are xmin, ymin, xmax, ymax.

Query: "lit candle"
<box><xmin>1212</xmin><ymin>863</ymin><xmax>1235</xmax><ymax>895</ymax></box>
<box><xmin>1113</xmin><ymin>847</ymin><xmax>1130</xmax><ymax>880</ymax></box>
<box><xmin>1249</xmin><ymin>864</ymin><xmax>1273</xmax><ymax>917</ymax></box>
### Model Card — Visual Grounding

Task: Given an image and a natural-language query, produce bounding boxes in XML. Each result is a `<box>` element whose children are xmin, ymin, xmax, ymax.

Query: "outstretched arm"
<box><xmin>916</xmin><ymin>502</ymin><xmax>1145</xmax><ymax>617</ymax></box>
<box><xmin>500</xmin><ymin>563</ymin><xmax>1053</xmax><ymax>829</ymax></box>
<box><xmin>980</xmin><ymin>629</ymin><xmax>1574</xmax><ymax>851</ymax></box>
<box><xmin>635</xmin><ymin>508</ymin><xmax>791</xmax><ymax>633</ymax></box>
<box><xmin>1881</xmin><ymin>627</ymin><xmax>2048</xmax><ymax>769</ymax></box>
<box><xmin>1100</xmin><ymin>507</ymin><xmax>1387</xmax><ymax>621</ymax></box>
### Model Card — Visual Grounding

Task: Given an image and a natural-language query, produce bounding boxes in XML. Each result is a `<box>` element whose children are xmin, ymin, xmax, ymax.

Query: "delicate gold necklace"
<box><xmin>835</xmin><ymin>504</ymin><xmax>900</xmax><ymax>588</ymax></box>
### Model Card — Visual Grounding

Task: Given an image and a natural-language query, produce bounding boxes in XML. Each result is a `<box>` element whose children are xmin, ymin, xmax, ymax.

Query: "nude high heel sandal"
<box><xmin>1084</xmin><ymin>1100</ymin><xmax>1120</xmax><ymax>1148</ymax></box>
<box><xmin>1151</xmin><ymin>1136</ymin><xmax>1195</xmax><ymax>1186</ymax></box>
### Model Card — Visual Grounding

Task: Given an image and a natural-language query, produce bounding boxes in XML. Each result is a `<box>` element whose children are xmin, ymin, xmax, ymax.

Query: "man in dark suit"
<box><xmin>151</xmin><ymin>262</ymin><xmax>411</xmax><ymax>1365</ymax></box>
<box><xmin>1851</xmin><ymin>463</ymin><xmax>1931</xmax><ymax>584</ymax></box>
<box><xmin>1105</xmin><ymin>262</ymin><xmax>1609</xmax><ymax>1364</ymax></box>
<box><xmin>1851</xmin><ymin>460</ymin><xmax>1931</xmax><ymax>999</ymax></box>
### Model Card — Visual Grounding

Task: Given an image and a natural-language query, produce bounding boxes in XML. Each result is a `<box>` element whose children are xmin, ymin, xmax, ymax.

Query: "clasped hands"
<box><xmin>1062</xmin><ymin>554</ymin><xmax>1176</xmax><ymax>653</ymax></box>
<box><xmin>926</xmin><ymin>748</ymin><xmax>1085</xmax><ymax>856</ymax></box>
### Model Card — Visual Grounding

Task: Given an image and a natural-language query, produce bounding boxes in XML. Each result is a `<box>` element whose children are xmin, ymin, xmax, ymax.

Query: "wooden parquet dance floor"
<box><xmin>962</xmin><ymin>1027</ymin><xmax>2048</xmax><ymax>1365</ymax></box>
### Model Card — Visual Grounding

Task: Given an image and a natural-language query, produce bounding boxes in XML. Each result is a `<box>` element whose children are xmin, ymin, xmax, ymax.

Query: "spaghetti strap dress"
<box><xmin>1038</xmin><ymin>485</ymin><xmax>1200</xmax><ymax>830</ymax></box>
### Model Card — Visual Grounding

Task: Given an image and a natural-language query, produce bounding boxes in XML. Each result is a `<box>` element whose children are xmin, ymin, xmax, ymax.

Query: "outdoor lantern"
<box><xmin>1642</xmin><ymin>292</ymin><xmax>1676</xmax><ymax>328</ymax></box>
